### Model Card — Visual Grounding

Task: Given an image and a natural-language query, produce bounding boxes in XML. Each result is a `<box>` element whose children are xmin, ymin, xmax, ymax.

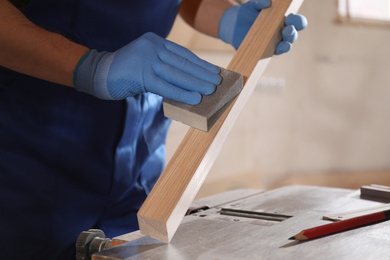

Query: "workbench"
<box><xmin>92</xmin><ymin>185</ymin><xmax>390</xmax><ymax>259</ymax></box>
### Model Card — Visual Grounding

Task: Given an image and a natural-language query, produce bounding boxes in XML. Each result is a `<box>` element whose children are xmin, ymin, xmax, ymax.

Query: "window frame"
<box><xmin>336</xmin><ymin>0</ymin><xmax>390</xmax><ymax>28</ymax></box>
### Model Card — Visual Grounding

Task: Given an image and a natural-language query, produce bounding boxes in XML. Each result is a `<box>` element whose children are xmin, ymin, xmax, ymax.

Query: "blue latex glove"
<box><xmin>74</xmin><ymin>32</ymin><xmax>221</xmax><ymax>105</ymax></box>
<box><xmin>218</xmin><ymin>0</ymin><xmax>308</xmax><ymax>54</ymax></box>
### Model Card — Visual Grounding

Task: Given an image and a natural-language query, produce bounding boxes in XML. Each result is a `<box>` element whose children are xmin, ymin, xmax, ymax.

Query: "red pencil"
<box><xmin>289</xmin><ymin>209</ymin><xmax>390</xmax><ymax>240</ymax></box>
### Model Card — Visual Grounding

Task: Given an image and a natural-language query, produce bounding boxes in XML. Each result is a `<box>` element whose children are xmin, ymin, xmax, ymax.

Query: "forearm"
<box><xmin>179</xmin><ymin>0</ymin><xmax>235</xmax><ymax>37</ymax></box>
<box><xmin>0</xmin><ymin>0</ymin><xmax>89</xmax><ymax>87</ymax></box>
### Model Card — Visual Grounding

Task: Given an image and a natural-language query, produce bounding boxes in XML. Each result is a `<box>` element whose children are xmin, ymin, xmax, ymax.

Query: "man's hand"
<box><xmin>74</xmin><ymin>32</ymin><xmax>221</xmax><ymax>105</ymax></box>
<box><xmin>218</xmin><ymin>0</ymin><xmax>307</xmax><ymax>54</ymax></box>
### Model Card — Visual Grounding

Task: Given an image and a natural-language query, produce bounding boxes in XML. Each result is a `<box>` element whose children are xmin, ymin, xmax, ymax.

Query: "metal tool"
<box><xmin>360</xmin><ymin>184</ymin><xmax>390</xmax><ymax>200</ymax></box>
<box><xmin>80</xmin><ymin>186</ymin><xmax>390</xmax><ymax>259</ymax></box>
<box><xmin>220</xmin><ymin>208</ymin><xmax>292</xmax><ymax>221</ymax></box>
<box><xmin>76</xmin><ymin>229</ymin><xmax>111</xmax><ymax>260</ymax></box>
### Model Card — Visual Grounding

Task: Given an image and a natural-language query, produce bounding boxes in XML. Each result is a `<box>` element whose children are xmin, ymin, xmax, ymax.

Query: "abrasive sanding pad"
<box><xmin>163</xmin><ymin>67</ymin><xmax>243</xmax><ymax>132</ymax></box>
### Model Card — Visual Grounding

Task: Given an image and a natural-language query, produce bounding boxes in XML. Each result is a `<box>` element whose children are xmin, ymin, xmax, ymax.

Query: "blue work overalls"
<box><xmin>0</xmin><ymin>0</ymin><xmax>180</xmax><ymax>259</ymax></box>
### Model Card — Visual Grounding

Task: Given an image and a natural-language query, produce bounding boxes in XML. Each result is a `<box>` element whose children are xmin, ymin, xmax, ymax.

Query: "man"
<box><xmin>0</xmin><ymin>0</ymin><xmax>306</xmax><ymax>259</ymax></box>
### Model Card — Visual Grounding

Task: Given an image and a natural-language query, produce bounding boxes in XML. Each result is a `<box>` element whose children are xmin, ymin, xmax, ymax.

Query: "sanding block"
<box><xmin>163</xmin><ymin>67</ymin><xmax>243</xmax><ymax>132</ymax></box>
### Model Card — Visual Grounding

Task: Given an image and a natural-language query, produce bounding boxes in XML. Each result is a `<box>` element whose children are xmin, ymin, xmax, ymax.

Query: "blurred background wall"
<box><xmin>165</xmin><ymin>0</ymin><xmax>390</xmax><ymax>197</ymax></box>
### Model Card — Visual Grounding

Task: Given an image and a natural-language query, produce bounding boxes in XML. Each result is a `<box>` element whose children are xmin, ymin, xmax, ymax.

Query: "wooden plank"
<box><xmin>137</xmin><ymin>0</ymin><xmax>302</xmax><ymax>242</ymax></box>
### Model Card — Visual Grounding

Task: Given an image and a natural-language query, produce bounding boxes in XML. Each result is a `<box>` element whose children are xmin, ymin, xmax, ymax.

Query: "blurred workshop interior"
<box><xmin>166</xmin><ymin>0</ymin><xmax>390</xmax><ymax>198</ymax></box>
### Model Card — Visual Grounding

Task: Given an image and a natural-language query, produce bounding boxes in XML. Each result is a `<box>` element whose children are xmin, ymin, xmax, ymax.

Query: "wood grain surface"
<box><xmin>137</xmin><ymin>0</ymin><xmax>300</xmax><ymax>242</ymax></box>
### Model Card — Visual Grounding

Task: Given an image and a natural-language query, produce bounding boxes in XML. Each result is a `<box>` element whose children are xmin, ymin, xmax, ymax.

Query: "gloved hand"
<box><xmin>73</xmin><ymin>32</ymin><xmax>221</xmax><ymax>105</ymax></box>
<box><xmin>218</xmin><ymin>0</ymin><xmax>308</xmax><ymax>54</ymax></box>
